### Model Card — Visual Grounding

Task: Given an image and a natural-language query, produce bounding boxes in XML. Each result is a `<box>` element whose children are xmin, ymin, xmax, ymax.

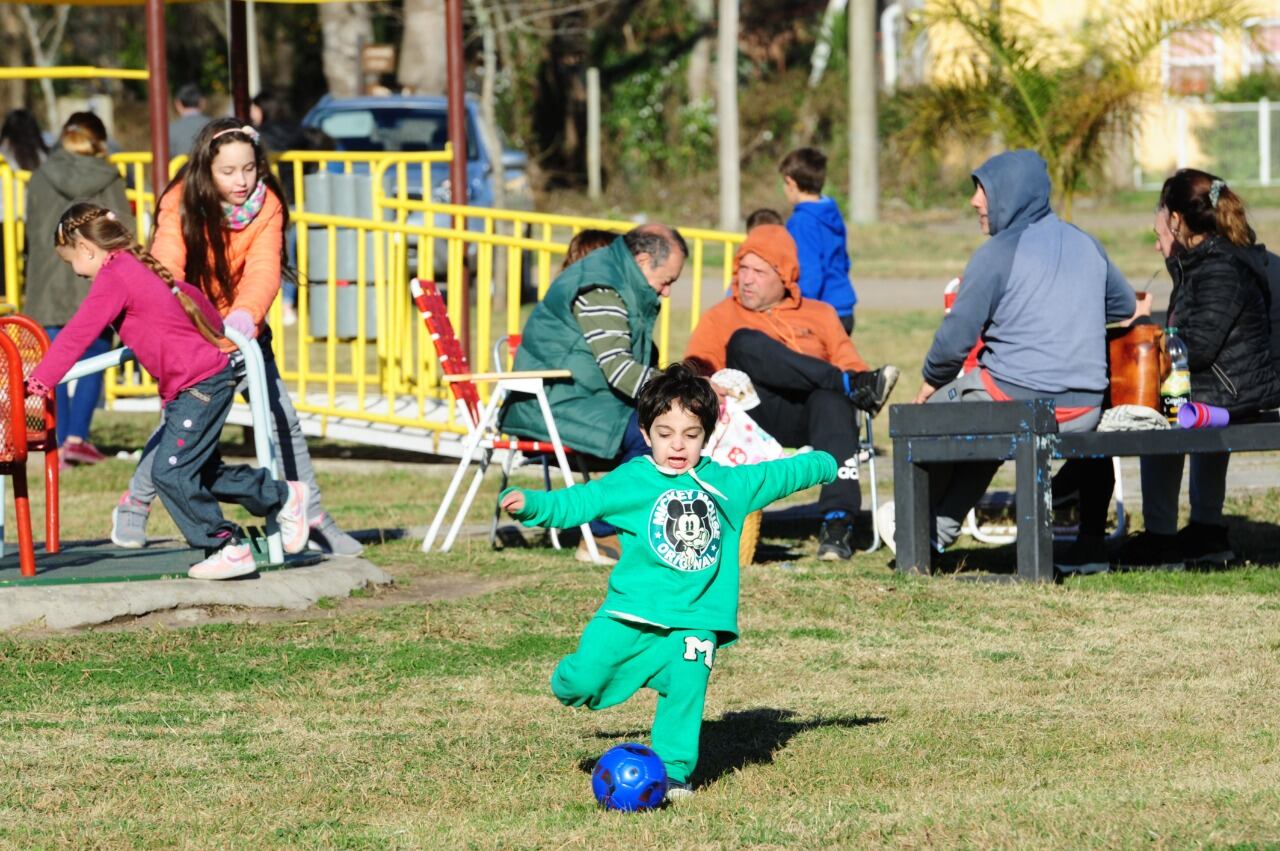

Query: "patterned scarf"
<box><xmin>222</xmin><ymin>180</ymin><xmax>267</xmax><ymax>231</ymax></box>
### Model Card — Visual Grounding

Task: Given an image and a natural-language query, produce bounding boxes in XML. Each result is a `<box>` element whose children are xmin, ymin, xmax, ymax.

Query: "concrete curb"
<box><xmin>0</xmin><ymin>559</ymin><xmax>394</xmax><ymax>631</ymax></box>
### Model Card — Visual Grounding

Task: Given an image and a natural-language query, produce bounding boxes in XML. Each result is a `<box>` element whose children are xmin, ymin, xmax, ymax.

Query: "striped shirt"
<box><xmin>572</xmin><ymin>286</ymin><xmax>655</xmax><ymax>400</ymax></box>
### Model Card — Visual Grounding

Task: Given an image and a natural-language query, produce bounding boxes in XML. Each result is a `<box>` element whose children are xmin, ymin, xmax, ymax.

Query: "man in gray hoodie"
<box><xmin>880</xmin><ymin>149</ymin><xmax>1137</xmax><ymax>563</ymax></box>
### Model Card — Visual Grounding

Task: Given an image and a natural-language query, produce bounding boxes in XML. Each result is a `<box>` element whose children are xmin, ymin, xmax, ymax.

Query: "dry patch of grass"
<box><xmin>3</xmin><ymin>311</ymin><xmax>1280</xmax><ymax>845</ymax></box>
<box><xmin>3</xmin><ymin>542</ymin><xmax>1280</xmax><ymax>846</ymax></box>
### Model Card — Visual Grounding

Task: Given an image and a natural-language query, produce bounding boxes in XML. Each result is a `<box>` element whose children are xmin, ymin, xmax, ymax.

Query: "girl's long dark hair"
<box><xmin>56</xmin><ymin>202</ymin><xmax>223</xmax><ymax>346</ymax></box>
<box><xmin>0</xmin><ymin>109</ymin><xmax>49</xmax><ymax>171</ymax></box>
<box><xmin>153</xmin><ymin>116</ymin><xmax>294</xmax><ymax>308</ymax></box>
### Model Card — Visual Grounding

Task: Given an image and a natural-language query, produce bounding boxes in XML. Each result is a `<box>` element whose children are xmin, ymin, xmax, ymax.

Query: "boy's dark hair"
<box><xmin>745</xmin><ymin>208</ymin><xmax>784</xmax><ymax>231</ymax></box>
<box><xmin>637</xmin><ymin>361</ymin><xmax>719</xmax><ymax>437</ymax></box>
<box><xmin>175</xmin><ymin>83</ymin><xmax>204</xmax><ymax>109</ymax></box>
<box><xmin>779</xmin><ymin>147</ymin><xmax>827</xmax><ymax>195</ymax></box>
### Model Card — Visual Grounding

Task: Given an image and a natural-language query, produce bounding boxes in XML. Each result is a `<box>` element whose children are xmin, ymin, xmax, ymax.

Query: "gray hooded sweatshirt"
<box><xmin>922</xmin><ymin>150</ymin><xmax>1136</xmax><ymax>408</ymax></box>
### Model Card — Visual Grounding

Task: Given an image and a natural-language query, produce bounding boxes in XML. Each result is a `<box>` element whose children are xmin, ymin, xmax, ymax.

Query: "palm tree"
<box><xmin>897</xmin><ymin>0</ymin><xmax>1255</xmax><ymax>217</ymax></box>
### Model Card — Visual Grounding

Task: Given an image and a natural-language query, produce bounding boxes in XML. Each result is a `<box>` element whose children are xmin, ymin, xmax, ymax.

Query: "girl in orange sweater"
<box><xmin>111</xmin><ymin>117</ymin><xmax>362</xmax><ymax>556</ymax></box>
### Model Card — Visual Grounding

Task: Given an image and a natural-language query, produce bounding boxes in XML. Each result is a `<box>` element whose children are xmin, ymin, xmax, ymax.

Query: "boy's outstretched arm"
<box><xmin>738</xmin><ymin>451</ymin><xmax>839</xmax><ymax>514</ymax></box>
<box><xmin>500</xmin><ymin>476</ymin><xmax>617</xmax><ymax>530</ymax></box>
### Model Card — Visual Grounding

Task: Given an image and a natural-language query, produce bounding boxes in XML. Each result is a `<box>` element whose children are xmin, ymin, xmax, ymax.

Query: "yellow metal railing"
<box><xmin>0</xmin><ymin>66</ymin><xmax>148</xmax><ymax>81</ymax></box>
<box><xmin>0</xmin><ymin>149</ymin><xmax>745</xmax><ymax>446</ymax></box>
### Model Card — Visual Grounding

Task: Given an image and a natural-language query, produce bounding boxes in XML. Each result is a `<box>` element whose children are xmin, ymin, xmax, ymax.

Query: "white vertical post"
<box><xmin>1175</xmin><ymin>105</ymin><xmax>1188</xmax><ymax>171</ymax></box>
<box><xmin>1260</xmin><ymin>97</ymin><xmax>1271</xmax><ymax>186</ymax></box>
<box><xmin>587</xmin><ymin>67</ymin><xmax>601</xmax><ymax>200</ymax></box>
<box><xmin>247</xmin><ymin>0</ymin><xmax>260</xmax><ymax>98</ymax></box>
<box><xmin>849</xmin><ymin>0</ymin><xmax>878</xmax><ymax>223</ymax></box>
<box><xmin>717</xmin><ymin>0</ymin><xmax>740</xmax><ymax>232</ymax></box>
<box><xmin>881</xmin><ymin>3</ymin><xmax>901</xmax><ymax>90</ymax></box>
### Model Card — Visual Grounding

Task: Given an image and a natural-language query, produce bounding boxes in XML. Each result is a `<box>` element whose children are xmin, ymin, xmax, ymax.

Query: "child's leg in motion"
<box><xmin>648</xmin><ymin>628</ymin><xmax>717</xmax><ymax>785</ymax></box>
<box><xmin>151</xmin><ymin>367</ymin><xmax>291</xmax><ymax>575</ymax></box>
<box><xmin>552</xmin><ymin>616</ymin><xmax>660</xmax><ymax>710</ymax></box>
<box><xmin>551</xmin><ymin>619</ymin><xmax>717</xmax><ymax>784</ymax></box>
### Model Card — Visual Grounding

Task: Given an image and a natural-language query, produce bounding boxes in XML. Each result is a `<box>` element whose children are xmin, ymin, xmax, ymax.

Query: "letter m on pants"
<box><xmin>683</xmin><ymin>636</ymin><xmax>715</xmax><ymax>670</ymax></box>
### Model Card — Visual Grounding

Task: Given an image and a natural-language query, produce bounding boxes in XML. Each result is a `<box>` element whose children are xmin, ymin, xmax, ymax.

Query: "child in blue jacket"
<box><xmin>781</xmin><ymin>147</ymin><xmax>858</xmax><ymax>332</ymax></box>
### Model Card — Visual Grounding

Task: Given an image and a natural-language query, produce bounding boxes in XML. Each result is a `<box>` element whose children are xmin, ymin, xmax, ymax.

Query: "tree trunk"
<box><xmin>471</xmin><ymin>0</ymin><xmax>505</xmax><ymax>209</ymax></box>
<box><xmin>717</xmin><ymin>0</ymin><xmax>740</xmax><ymax>231</ymax></box>
<box><xmin>0</xmin><ymin>6</ymin><xmax>25</xmax><ymax>114</ymax></box>
<box><xmin>808</xmin><ymin>0</ymin><xmax>848</xmax><ymax>88</ymax></box>
<box><xmin>15</xmin><ymin>5</ymin><xmax>69</xmax><ymax>131</ymax></box>
<box><xmin>399</xmin><ymin>0</ymin><xmax>448</xmax><ymax>94</ymax></box>
<box><xmin>318</xmin><ymin>2</ymin><xmax>371</xmax><ymax>98</ymax></box>
<box><xmin>687</xmin><ymin>0</ymin><xmax>713</xmax><ymax>102</ymax></box>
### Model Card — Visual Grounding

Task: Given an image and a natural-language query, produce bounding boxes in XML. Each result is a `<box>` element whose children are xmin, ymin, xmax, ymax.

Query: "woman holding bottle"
<box><xmin>1115</xmin><ymin>169</ymin><xmax>1280</xmax><ymax>569</ymax></box>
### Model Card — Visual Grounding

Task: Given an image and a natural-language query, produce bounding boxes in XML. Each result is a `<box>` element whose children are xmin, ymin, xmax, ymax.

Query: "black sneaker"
<box><xmin>1054</xmin><ymin>534</ymin><xmax>1110</xmax><ymax>577</ymax></box>
<box><xmin>1113</xmin><ymin>530</ymin><xmax>1182</xmax><ymax>570</ymax></box>
<box><xmin>666</xmin><ymin>780</ymin><xmax>694</xmax><ymax>802</ymax></box>
<box><xmin>817</xmin><ymin>515</ymin><xmax>854</xmax><ymax>561</ymax></box>
<box><xmin>1176</xmin><ymin>522</ymin><xmax>1235</xmax><ymax>568</ymax></box>
<box><xmin>846</xmin><ymin>365</ymin><xmax>900</xmax><ymax>417</ymax></box>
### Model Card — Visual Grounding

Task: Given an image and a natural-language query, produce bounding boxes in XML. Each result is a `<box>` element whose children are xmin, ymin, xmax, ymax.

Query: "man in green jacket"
<box><xmin>500</xmin><ymin>224</ymin><xmax>687</xmax><ymax>562</ymax></box>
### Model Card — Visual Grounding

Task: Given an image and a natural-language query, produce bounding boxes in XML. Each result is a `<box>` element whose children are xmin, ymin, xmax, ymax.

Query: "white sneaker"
<box><xmin>877</xmin><ymin>501</ymin><xmax>897</xmax><ymax>555</ymax></box>
<box><xmin>188</xmin><ymin>542</ymin><xmax>256</xmax><ymax>580</ymax></box>
<box><xmin>277</xmin><ymin>481</ymin><xmax>311</xmax><ymax>554</ymax></box>
<box><xmin>110</xmin><ymin>492</ymin><xmax>150</xmax><ymax>549</ymax></box>
<box><xmin>666</xmin><ymin>781</ymin><xmax>694</xmax><ymax>802</ymax></box>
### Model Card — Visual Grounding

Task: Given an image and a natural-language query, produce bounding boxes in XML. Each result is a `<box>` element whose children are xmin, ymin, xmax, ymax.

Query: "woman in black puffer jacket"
<box><xmin>1116</xmin><ymin>169</ymin><xmax>1280</xmax><ymax>570</ymax></box>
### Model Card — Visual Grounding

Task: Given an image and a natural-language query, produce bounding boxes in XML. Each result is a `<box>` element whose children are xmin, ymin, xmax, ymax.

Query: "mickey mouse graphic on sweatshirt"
<box><xmin>504</xmin><ymin>451</ymin><xmax>836</xmax><ymax>645</ymax></box>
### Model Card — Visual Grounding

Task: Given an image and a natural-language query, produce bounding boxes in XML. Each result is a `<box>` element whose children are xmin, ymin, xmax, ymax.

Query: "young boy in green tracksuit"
<box><xmin>501</xmin><ymin>362</ymin><xmax>837</xmax><ymax>800</ymax></box>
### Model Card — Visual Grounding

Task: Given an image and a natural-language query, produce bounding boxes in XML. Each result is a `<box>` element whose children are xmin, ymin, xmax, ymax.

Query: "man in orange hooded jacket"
<box><xmin>686</xmin><ymin>224</ymin><xmax>899</xmax><ymax>559</ymax></box>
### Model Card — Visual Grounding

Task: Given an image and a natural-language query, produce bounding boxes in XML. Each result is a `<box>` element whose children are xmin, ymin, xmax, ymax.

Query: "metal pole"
<box><xmin>247</xmin><ymin>0</ymin><xmax>260</xmax><ymax>100</ymax></box>
<box><xmin>849</xmin><ymin>0</ymin><xmax>878</xmax><ymax>223</ymax></box>
<box><xmin>717</xmin><ymin>0</ymin><xmax>740</xmax><ymax>232</ymax></box>
<box><xmin>587</xmin><ymin>67</ymin><xmax>602</xmax><ymax>199</ymax></box>
<box><xmin>1260</xmin><ymin>97</ymin><xmax>1271</xmax><ymax>186</ymax></box>
<box><xmin>146</xmin><ymin>0</ymin><xmax>170</xmax><ymax>199</ymax></box>
<box><xmin>229</xmin><ymin>0</ymin><xmax>250</xmax><ymax>121</ymax></box>
<box><xmin>445</xmin><ymin>0</ymin><xmax>470</xmax><ymax>360</ymax></box>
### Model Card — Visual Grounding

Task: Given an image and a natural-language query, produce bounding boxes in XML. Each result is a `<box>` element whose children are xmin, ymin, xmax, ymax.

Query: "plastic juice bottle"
<box><xmin>1160</xmin><ymin>327</ymin><xmax>1191</xmax><ymax>420</ymax></box>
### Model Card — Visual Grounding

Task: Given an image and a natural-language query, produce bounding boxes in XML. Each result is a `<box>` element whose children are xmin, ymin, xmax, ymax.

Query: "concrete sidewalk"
<box><xmin>0</xmin><ymin>557</ymin><xmax>392</xmax><ymax>632</ymax></box>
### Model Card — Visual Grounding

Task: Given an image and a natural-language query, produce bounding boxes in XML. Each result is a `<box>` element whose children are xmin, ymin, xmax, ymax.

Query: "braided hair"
<box><xmin>55</xmin><ymin>202</ymin><xmax>223</xmax><ymax>346</ymax></box>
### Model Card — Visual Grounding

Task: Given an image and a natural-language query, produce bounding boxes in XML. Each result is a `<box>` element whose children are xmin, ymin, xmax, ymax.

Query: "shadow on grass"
<box><xmin>583</xmin><ymin>708</ymin><xmax>884</xmax><ymax>789</ymax></box>
<box><xmin>1226</xmin><ymin>514</ymin><xmax>1280</xmax><ymax>565</ymax></box>
<box><xmin>891</xmin><ymin>513</ymin><xmax>1280</xmax><ymax>581</ymax></box>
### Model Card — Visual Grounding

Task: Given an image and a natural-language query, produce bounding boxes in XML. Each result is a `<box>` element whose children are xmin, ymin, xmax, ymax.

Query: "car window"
<box><xmin>317</xmin><ymin>107</ymin><xmax>479</xmax><ymax>159</ymax></box>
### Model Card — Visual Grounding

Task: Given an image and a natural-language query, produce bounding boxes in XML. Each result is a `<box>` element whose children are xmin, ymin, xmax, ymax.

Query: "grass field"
<box><xmin>4</xmin><ymin>309</ymin><xmax>1280</xmax><ymax>846</ymax></box>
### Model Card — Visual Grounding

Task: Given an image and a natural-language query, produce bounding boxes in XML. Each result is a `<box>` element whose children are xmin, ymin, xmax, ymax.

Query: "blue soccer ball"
<box><xmin>591</xmin><ymin>743</ymin><xmax>669</xmax><ymax>811</ymax></box>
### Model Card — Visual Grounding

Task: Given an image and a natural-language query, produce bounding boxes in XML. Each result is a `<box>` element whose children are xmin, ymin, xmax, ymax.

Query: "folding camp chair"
<box><xmin>411</xmin><ymin>279</ymin><xmax>602</xmax><ymax>562</ymax></box>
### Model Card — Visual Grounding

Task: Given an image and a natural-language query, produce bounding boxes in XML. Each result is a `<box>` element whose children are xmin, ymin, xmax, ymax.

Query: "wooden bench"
<box><xmin>889</xmin><ymin>400</ymin><xmax>1280</xmax><ymax>581</ymax></box>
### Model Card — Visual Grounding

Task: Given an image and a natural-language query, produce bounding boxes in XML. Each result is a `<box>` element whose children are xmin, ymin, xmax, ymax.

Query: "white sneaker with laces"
<box><xmin>188</xmin><ymin>542</ymin><xmax>256</xmax><ymax>580</ymax></box>
<box><xmin>877</xmin><ymin>501</ymin><xmax>897</xmax><ymax>555</ymax></box>
<box><xmin>277</xmin><ymin>481</ymin><xmax>311</xmax><ymax>554</ymax></box>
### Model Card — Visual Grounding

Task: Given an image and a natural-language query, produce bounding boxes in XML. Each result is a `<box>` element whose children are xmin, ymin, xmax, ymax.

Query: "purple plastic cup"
<box><xmin>1177</xmin><ymin>401</ymin><xmax>1229</xmax><ymax>429</ymax></box>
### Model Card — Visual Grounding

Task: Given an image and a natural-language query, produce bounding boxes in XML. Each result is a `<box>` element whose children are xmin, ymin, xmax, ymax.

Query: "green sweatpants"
<box><xmin>551</xmin><ymin>616</ymin><xmax>718</xmax><ymax>784</ymax></box>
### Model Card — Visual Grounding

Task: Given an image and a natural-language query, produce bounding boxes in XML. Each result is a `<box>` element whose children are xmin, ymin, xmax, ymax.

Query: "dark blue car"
<box><xmin>302</xmin><ymin>93</ymin><xmax>531</xmax><ymax>209</ymax></box>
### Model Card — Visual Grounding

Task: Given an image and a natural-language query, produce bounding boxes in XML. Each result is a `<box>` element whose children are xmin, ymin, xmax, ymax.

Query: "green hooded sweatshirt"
<box><xmin>498</xmin><ymin>238</ymin><xmax>660</xmax><ymax>458</ymax></box>
<box><xmin>506</xmin><ymin>451</ymin><xmax>836</xmax><ymax>646</ymax></box>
